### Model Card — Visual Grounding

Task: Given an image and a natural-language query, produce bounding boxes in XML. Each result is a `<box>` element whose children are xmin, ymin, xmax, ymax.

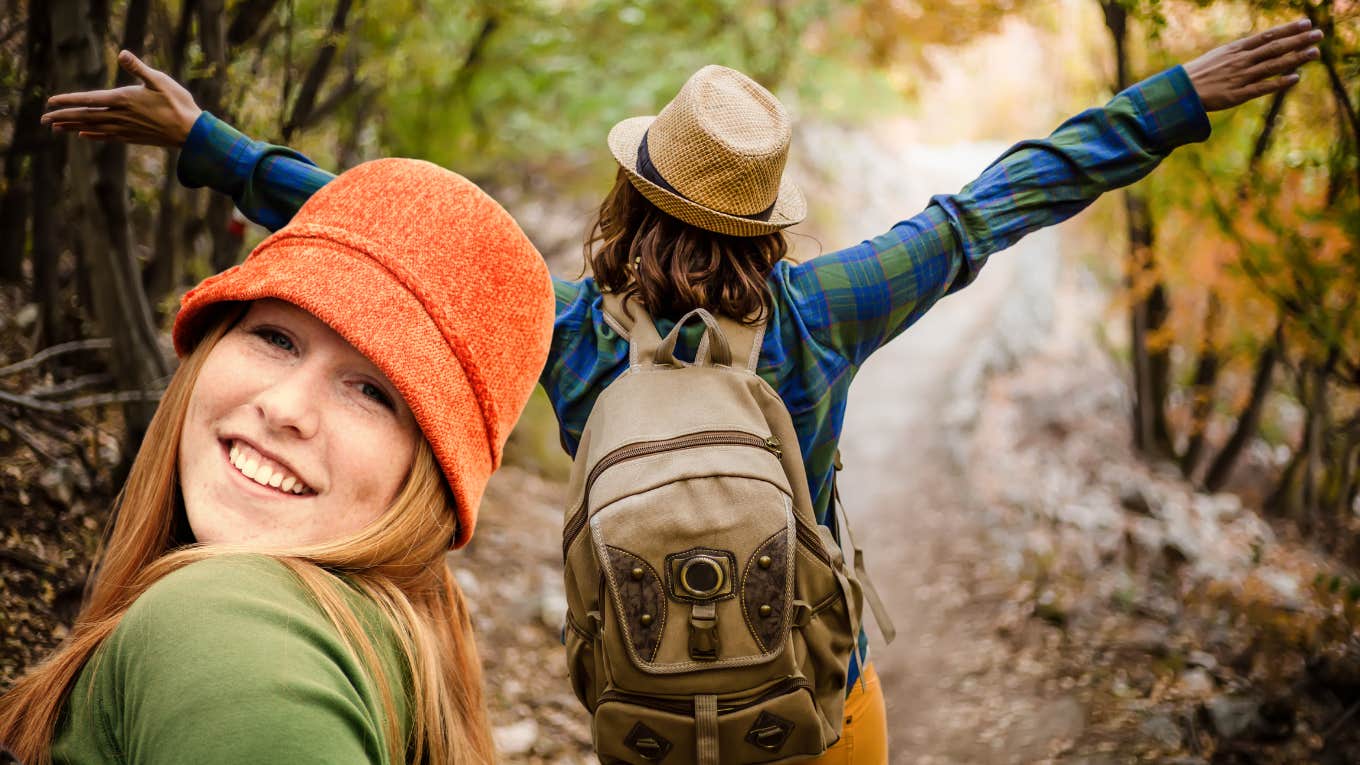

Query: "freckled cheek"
<box><xmin>179</xmin><ymin>383</ymin><xmax>222</xmax><ymax>496</ymax></box>
<box><xmin>328</xmin><ymin>432</ymin><xmax>415</xmax><ymax>518</ymax></box>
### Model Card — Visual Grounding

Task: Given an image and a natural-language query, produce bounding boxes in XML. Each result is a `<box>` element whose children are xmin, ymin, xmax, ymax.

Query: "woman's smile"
<box><xmin>221</xmin><ymin>438</ymin><xmax>314</xmax><ymax>496</ymax></box>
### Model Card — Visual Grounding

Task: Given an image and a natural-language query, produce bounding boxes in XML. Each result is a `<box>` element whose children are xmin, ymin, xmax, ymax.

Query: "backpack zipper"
<box><xmin>561</xmin><ymin>430</ymin><xmax>785</xmax><ymax>562</ymax></box>
<box><xmin>596</xmin><ymin>676</ymin><xmax>810</xmax><ymax>715</ymax></box>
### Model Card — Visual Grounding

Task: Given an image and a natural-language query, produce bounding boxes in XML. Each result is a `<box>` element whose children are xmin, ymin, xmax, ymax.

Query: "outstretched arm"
<box><xmin>42</xmin><ymin>51</ymin><xmax>333</xmax><ymax>231</ymax></box>
<box><xmin>787</xmin><ymin>19</ymin><xmax>1322</xmax><ymax>367</ymax></box>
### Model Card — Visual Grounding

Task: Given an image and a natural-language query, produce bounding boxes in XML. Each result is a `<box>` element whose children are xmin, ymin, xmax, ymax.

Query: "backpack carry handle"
<box><xmin>655</xmin><ymin>308</ymin><xmax>732</xmax><ymax>367</ymax></box>
<box><xmin>603</xmin><ymin>293</ymin><xmax>766</xmax><ymax>374</ymax></box>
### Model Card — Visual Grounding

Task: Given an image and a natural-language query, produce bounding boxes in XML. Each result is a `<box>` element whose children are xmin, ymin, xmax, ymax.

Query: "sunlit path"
<box><xmin>805</xmin><ymin>130</ymin><xmax>1074</xmax><ymax>763</ymax></box>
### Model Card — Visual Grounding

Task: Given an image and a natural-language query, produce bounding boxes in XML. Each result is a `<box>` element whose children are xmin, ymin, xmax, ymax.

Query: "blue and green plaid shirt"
<box><xmin>178</xmin><ymin>65</ymin><xmax>1209</xmax><ymax>688</ymax></box>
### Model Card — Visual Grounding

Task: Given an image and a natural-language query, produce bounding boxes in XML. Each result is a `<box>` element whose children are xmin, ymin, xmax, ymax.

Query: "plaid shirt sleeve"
<box><xmin>784</xmin><ymin>64</ymin><xmax>1211</xmax><ymax>367</ymax></box>
<box><xmin>177</xmin><ymin>112</ymin><xmax>336</xmax><ymax>232</ymax></box>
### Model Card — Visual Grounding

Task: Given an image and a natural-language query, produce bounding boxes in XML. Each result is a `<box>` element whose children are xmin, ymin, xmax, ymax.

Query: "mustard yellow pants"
<box><xmin>806</xmin><ymin>663</ymin><xmax>888</xmax><ymax>764</ymax></box>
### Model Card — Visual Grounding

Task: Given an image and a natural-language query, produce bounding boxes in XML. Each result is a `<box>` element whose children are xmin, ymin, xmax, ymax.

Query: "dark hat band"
<box><xmin>636</xmin><ymin>131</ymin><xmax>776</xmax><ymax>223</ymax></box>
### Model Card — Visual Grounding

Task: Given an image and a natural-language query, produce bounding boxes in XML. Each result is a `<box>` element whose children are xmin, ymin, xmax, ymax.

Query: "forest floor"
<box><xmin>3</xmin><ymin>129</ymin><xmax>1360</xmax><ymax>764</ymax></box>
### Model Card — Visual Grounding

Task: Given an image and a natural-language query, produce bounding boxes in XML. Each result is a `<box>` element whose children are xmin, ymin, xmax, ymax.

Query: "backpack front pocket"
<box><xmin>592</xmin><ymin>678</ymin><xmax>827</xmax><ymax>764</ymax></box>
<box><xmin>590</xmin><ymin>471</ymin><xmax>798</xmax><ymax>683</ymax></box>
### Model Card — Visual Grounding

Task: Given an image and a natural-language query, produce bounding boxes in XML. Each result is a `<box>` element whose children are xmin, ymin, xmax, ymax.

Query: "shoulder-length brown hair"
<box><xmin>586</xmin><ymin>169</ymin><xmax>787</xmax><ymax>323</ymax></box>
<box><xmin>0</xmin><ymin>306</ymin><xmax>495</xmax><ymax>765</ymax></box>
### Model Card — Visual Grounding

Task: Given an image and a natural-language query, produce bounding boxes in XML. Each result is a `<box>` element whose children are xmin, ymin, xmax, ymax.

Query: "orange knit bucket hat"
<box><xmin>173</xmin><ymin>158</ymin><xmax>555</xmax><ymax>549</ymax></box>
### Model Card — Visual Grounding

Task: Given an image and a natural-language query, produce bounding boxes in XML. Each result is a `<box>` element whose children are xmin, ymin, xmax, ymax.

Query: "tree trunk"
<box><xmin>145</xmin><ymin>159</ymin><xmax>183</xmax><ymax>307</ymax></box>
<box><xmin>206</xmin><ymin>194</ymin><xmax>240</xmax><ymax>272</ymax></box>
<box><xmin>189</xmin><ymin>0</ymin><xmax>244</xmax><ymax>273</ymax></box>
<box><xmin>31</xmin><ymin>134</ymin><xmax>67</xmax><ymax>347</ymax></box>
<box><xmin>1192</xmin><ymin>91</ymin><xmax>1290</xmax><ymax>489</ymax></box>
<box><xmin>1320</xmin><ymin>422</ymin><xmax>1360</xmax><ymax>554</ymax></box>
<box><xmin>0</xmin><ymin>5</ymin><xmax>50</xmax><ymax>283</ymax></box>
<box><xmin>337</xmin><ymin>87</ymin><xmax>376</xmax><ymax>168</ymax></box>
<box><xmin>1127</xmin><ymin>194</ymin><xmax>1173</xmax><ymax>458</ymax></box>
<box><xmin>1101</xmin><ymin>0</ymin><xmax>1172</xmax><ymax>460</ymax></box>
<box><xmin>143</xmin><ymin>0</ymin><xmax>199</xmax><ymax>308</ymax></box>
<box><xmin>49</xmin><ymin>0</ymin><xmax>168</xmax><ymax>451</ymax></box>
<box><xmin>1268</xmin><ymin>366</ymin><xmax>1313</xmax><ymax>519</ymax></box>
<box><xmin>1100</xmin><ymin>1</ymin><xmax>1128</xmax><ymax>90</ymax></box>
<box><xmin>1301</xmin><ymin>359</ymin><xmax>1331</xmax><ymax>533</ymax></box>
<box><xmin>1179</xmin><ymin>294</ymin><xmax>1221</xmax><ymax>478</ymax></box>
<box><xmin>1203</xmin><ymin>322</ymin><xmax>1282</xmax><ymax>492</ymax></box>
<box><xmin>17</xmin><ymin>5</ymin><xmax>69</xmax><ymax>346</ymax></box>
<box><xmin>1268</xmin><ymin>358</ymin><xmax>1333</xmax><ymax>530</ymax></box>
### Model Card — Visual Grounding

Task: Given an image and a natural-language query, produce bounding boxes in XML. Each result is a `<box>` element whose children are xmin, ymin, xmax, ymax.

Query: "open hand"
<box><xmin>1184</xmin><ymin>19</ymin><xmax>1323</xmax><ymax>111</ymax></box>
<box><xmin>41</xmin><ymin>50</ymin><xmax>201</xmax><ymax>146</ymax></box>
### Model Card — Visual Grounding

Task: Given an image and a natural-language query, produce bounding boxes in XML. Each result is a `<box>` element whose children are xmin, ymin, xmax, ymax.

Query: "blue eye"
<box><xmin>251</xmin><ymin>327</ymin><xmax>295</xmax><ymax>352</ymax></box>
<box><xmin>360</xmin><ymin>382</ymin><xmax>395</xmax><ymax>410</ymax></box>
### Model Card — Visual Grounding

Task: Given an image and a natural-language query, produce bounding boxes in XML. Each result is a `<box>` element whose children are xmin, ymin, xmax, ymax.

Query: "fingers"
<box><xmin>52</xmin><ymin>122</ymin><xmax>171</xmax><ymax>146</ymax></box>
<box><xmin>1238</xmin><ymin>19</ymin><xmax>1313</xmax><ymax>52</ymax></box>
<box><xmin>1244</xmin><ymin>26</ymin><xmax>1324</xmax><ymax>67</ymax></box>
<box><xmin>42</xmin><ymin>106</ymin><xmax>113</xmax><ymax>125</ymax></box>
<box><xmin>44</xmin><ymin>89</ymin><xmax>123</xmax><ymax>110</ymax></box>
<box><xmin>1235</xmin><ymin>74</ymin><xmax>1301</xmax><ymax>104</ymax></box>
<box><xmin>1243</xmin><ymin>44</ymin><xmax>1320</xmax><ymax>81</ymax></box>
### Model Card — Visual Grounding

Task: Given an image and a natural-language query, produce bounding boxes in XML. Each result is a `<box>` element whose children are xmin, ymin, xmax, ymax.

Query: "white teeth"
<box><xmin>228</xmin><ymin>440</ymin><xmax>308</xmax><ymax>495</ymax></box>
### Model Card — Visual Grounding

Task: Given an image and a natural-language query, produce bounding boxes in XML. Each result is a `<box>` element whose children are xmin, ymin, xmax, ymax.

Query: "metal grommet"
<box><xmin>759</xmin><ymin>604</ymin><xmax>773</xmax><ymax>617</ymax></box>
<box><xmin>758</xmin><ymin>555</ymin><xmax>772</xmax><ymax>569</ymax></box>
<box><xmin>679</xmin><ymin>556</ymin><xmax>725</xmax><ymax>598</ymax></box>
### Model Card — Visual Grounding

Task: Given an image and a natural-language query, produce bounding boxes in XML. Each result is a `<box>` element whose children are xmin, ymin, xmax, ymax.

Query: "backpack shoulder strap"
<box><xmin>601</xmin><ymin>292</ymin><xmax>764</xmax><ymax>373</ymax></box>
<box><xmin>601</xmin><ymin>292</ymin><xmax>663</xmax><ymax>368</ymax></box>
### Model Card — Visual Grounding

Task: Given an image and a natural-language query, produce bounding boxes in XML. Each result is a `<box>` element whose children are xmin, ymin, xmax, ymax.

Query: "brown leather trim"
<box><xmin>740</xmin><ymin>530</ymin><xmax>790</xmax><ymax>652</ymax></box>
<box><xmin>603</xmin><ymin>545</ymin><xmax>667</xmax><ymax>662</ymax></box>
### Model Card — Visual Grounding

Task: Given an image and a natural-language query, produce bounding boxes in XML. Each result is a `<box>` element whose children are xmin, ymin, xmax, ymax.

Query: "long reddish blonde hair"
<box><xmin>0</xmin><ymin>306</ymin><xmax>496</xmax><ymax>764</ymax></box>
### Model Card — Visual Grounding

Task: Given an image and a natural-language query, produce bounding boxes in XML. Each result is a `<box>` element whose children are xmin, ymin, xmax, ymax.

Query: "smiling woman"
<box><xmin>0</xmin><ymin>160</ymin><xmax>556</xmax><ymax>764</ymax></box>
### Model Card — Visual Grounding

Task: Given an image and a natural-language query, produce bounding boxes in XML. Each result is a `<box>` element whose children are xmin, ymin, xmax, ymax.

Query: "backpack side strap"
<box><xmin>831</xmin><ymin>450</ymin><xmax>898</xmax><ymax>646</ymax></box>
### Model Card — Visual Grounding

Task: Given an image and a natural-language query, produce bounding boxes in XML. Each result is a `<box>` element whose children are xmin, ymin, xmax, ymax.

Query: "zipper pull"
<box><xmin>764</xmin><ymin>436</ymin><xmax>782</xmax><ymax>457</ymax></box>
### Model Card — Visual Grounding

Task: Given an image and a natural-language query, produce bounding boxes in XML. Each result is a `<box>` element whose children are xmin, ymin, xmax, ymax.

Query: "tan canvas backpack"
<box><xmin>561</xmin><ymin>295</ymin><xmax>893</xmax><ymax>764</ymax></box>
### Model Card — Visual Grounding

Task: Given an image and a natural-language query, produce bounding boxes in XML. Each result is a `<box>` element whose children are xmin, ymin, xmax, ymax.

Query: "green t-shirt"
<box><xmin>51</xmin><ymin>554</ymin><xmax>411</xmax><ymax>764</ymax></box>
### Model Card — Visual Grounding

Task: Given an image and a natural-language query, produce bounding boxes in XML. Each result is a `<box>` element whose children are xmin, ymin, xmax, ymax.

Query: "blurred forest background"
<box><xmin>1</xmin><ymin>0</ymin><xmax>1358</xmax><ymax>762</ymax></box>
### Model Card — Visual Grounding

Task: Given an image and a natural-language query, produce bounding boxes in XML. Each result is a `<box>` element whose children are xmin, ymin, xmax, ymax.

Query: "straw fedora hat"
<box><xmin>608</xmin><ymin>65</ymin><xmax>806</xmax><ymax>237</ymax></box>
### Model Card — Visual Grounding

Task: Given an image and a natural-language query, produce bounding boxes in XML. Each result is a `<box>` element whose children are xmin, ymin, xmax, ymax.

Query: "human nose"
<box><xmin>251</xmin><ymin>365</ymin><xmax>321</xmax><ymax>439</ymax></box>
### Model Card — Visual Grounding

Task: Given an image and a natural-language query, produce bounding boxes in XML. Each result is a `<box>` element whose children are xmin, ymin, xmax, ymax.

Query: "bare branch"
<box><xmin>227</xmin><ymin>0</ymin><xmax>281</xmax><ymax>48</ymax></box>
<box><xmin>290</xmin><ymin>69</ymin><xmax>365</xmax><ymax>134</ymax></box>
<box><xmin>28</xmin><ymin>373</ymin><xmax>115</xmax><ymax>398</ymax></box>
<box><xmin>0</xmin><ymin>545</ymin><xmax>58</xmax><ymax>575</ymax></box>
<box><xmin>0</xmin><ymin>411</ymin><xmax>65</xmax><ymax>463</ymax></box>
<box><xmin>0</xmin><ymin>388</ymin><xmax>162</xmax><ymax>414</ymax></box>
<box><xmin>282</xmin><ymin>0</ymin><xmax>354</xmax><ymax>140</ymax></box>
<box><xmin>0</xmin><ymin>338</ymin><xmax>112</xmax><ymax>378</ymax></box>
<box><xmin>449</xmin><ymin>14</ymin><xmax>498</xmax><ymax>99</ymax></box>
